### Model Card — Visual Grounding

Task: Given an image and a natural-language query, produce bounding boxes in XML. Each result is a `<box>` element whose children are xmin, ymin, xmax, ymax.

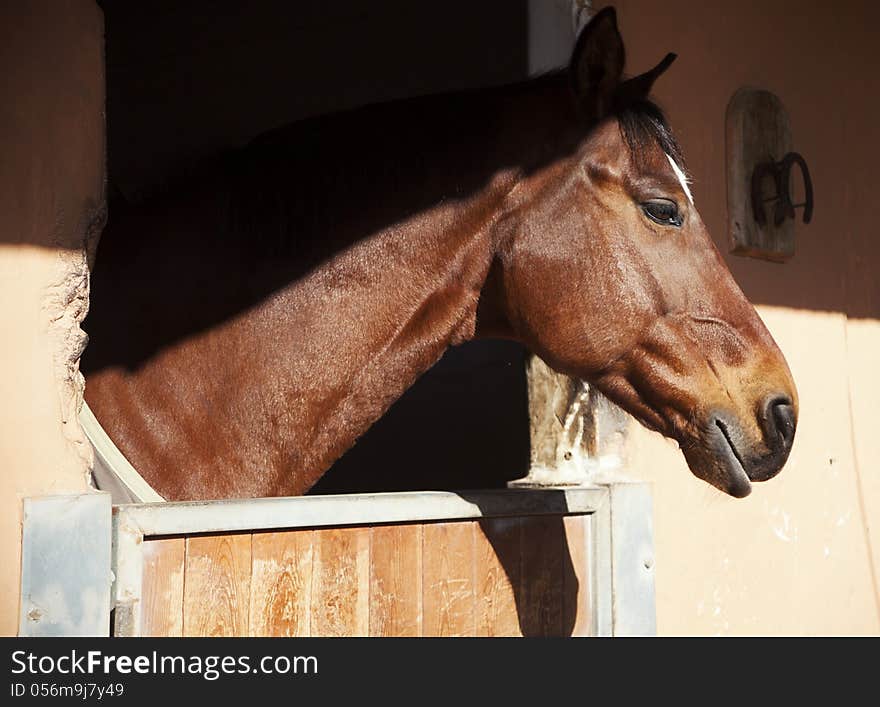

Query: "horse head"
<box><xmin>488</xmin><ymin>8</ymin><xmax>797</xmax><ymax>497</ymax></box>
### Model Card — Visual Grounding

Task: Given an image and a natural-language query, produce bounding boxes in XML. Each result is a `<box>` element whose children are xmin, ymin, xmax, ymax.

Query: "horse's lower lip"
<box><xmin>715</xmin><ymin>419</ymin><xmax>752</xmax><ymax>497</ymax></box>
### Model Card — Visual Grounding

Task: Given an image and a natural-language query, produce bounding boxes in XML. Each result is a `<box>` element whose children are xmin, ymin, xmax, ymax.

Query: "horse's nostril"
<box><xmin>765</xmin><ymin>396</ymin><xmax>796</xmax><ymax>449</ymax></box>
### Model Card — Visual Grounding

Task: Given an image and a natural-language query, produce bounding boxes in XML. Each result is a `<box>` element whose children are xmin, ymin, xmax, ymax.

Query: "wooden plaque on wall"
<box><xmin>726</xmin><ymin>87</ymin><xmax>795</xmax><ymax>262</ymax></box>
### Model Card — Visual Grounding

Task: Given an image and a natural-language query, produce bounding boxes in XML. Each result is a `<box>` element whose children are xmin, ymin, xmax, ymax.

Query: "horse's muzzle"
<box><xmin>706</xmin><ymin>393</ymin><xmax>797</xmax><ymax>497</ymax></box>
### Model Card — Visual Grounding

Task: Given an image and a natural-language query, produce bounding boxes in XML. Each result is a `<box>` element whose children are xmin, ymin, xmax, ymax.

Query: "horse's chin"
<box><xmin>681</xmin><ymin>420</ymin><xmax>754</xmax><ymax>498</ymax></box>
<box><xmin>714</xmin><ymin>462</ymin><xmax>753</xmax><ymax>499</ymax></box>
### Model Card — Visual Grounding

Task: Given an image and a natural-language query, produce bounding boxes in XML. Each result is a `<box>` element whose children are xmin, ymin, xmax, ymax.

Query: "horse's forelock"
<box><xmin>615</xmin><ymin>99</ymin><xmax>687</xmax><ymax>176</ymax></box>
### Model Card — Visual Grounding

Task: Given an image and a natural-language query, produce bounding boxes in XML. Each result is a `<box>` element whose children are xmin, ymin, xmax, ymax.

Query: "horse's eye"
<box><xmin>642</xmin><ymin>199</ymin><xmax>683</xmax><ymax>228</ymax></box>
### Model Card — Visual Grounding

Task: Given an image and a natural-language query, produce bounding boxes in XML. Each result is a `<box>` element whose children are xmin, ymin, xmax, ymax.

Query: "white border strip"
<box><xmin>81</xmin><ymin>400</ymin><xmax>165</xmax><ymax>503</ymax></box>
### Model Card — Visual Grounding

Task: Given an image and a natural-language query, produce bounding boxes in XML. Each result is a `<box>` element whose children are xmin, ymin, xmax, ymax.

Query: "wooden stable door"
<box><xmin>138</xmin><ymin>516</ymin><xmax>593</xmax><ymax>637</ymax></box>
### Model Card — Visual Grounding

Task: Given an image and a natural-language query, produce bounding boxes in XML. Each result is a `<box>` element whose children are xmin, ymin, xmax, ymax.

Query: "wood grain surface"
<box><xmin>183</xmin><ymin>534</ymin><xmax>252</xmax><ymax>636</ymax></box>
<box><xmin>370</xmin><ymin>524</ymin><xmax>422</xmax><ymax>636</ymax></box>
<box><xmin>138</xmin><ymin>515</ymin><xmax>591</xmax><ymax>637</ymax></box>
<box><xmin>140</xmin><ymin>537</ymin><xmax>185</xmax><ymax>637</ymax></box>
<box><xmin>250</xmin><ymin>530</ymin><xmax>313</xmax><ymax>636</ymax></box>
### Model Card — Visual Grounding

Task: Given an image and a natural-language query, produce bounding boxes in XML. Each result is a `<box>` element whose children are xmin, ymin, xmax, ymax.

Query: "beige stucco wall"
<box><xmin>847</xmin><ymin>318</ymin><xmax>880</xmax><ymax>584</ymax></box>
<box><xmin>626</xmin><ymin>308</ymin><xmax>879</xmax><ymax>634</ymax></box>
<box><xmin>0</xmin><ymin>1</ymin><xmax>104</xmax><ymax>636</ymax></box>
<box><xmin>610</xmin><ymin>0</ymin><xmax>880</xmax><ymax>634</ymax></box>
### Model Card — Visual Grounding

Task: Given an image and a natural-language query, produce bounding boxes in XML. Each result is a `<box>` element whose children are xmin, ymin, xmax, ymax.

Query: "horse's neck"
<box><xmin>100</xmin><ymin>175</ymin><xmax>516</xmax><ymax>500</ymax></box>
<box><xmin>246</xmin><ymin>184</ymin><xmax>515</xmax><ymax>493</ymax></box>
<box><xmin>87</xmin><ymin>76</ymin><xmax>576</xmax><ymax>500</ymax></box>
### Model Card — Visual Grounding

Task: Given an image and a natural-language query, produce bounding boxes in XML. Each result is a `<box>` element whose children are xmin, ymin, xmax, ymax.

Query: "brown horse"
<box><xmin>82</xmin><ymin>8</ymin><xmax>797</xmax><ymax>501</ymax></box>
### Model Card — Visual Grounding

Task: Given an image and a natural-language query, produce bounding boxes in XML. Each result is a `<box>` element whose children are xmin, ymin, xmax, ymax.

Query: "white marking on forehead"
<box><xmin>666</xmin><ymin>153</ymin><xmax>694</xmax><ymax>205</ymax></box>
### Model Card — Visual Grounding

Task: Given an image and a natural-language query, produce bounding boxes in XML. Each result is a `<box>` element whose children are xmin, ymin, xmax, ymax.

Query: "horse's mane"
<box><xmin>88</xmin><ymin>76</ymin><xmax>686</xmax><ymax>377</ymax></box>
<box><xmin>110</xmin><ymin>75</ymin><xmax>684</xmax><ymax>263</ymax></box>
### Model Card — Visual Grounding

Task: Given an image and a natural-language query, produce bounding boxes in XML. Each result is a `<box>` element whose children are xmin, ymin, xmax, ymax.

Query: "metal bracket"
<box><xmin>19</xmin><ymin>492</ymin><xmax>112</xmax><ymax>636</ymax></box>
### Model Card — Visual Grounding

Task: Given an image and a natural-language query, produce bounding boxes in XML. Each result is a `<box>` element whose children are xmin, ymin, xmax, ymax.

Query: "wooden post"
<box><xmin>510</xmin><ymin>353</ymin><xmax>630</xmax><ymax>488</ymax></box>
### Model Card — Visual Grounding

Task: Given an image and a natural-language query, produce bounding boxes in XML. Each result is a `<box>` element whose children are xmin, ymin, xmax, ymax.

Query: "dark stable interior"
<box><xmin>96</xmin><ymin>0</ymin><xmax>542</xmax><ymax>493</ymax></box>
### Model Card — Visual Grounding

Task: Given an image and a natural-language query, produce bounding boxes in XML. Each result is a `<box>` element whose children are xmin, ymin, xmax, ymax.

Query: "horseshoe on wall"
<box><xmin>751</xmin><ymin>151</ymin><xmax>814</xmax><ymax>227</ymax></box>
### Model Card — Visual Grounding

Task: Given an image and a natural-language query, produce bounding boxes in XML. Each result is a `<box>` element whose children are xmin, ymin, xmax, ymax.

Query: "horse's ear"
<box><xmin>570</xmin><ymin>7</ymin><xmax>626</xmax><ymax>121</ymax></box>
<box><xmin>614</xmin><ymin>52</ymin><xmax>677</xmax><ymax>106</ymax></box>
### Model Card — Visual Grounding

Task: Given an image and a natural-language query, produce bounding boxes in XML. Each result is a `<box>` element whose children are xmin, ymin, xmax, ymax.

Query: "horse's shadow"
<box><xmin>466</xmin><ymin>492</ymin><xmax>582</xmax><ymax>638</ymax></box>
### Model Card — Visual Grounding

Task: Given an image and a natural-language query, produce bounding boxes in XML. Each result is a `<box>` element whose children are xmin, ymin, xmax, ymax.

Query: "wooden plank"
<box><xmin>422</xmin><ymin>521</ymin><xmax>475</xmax><ymax>637</ymax></box>
<box><xmin>140</xmin><ymin>537</ymin><xmax>185</xmax><ymax>637</ymax></box>
<box><xmin>249</xmin><ymin>530</ymin><xmax>313</xmax><ymax>637</ymax></box>
<box><xmin>369</xmin><ymin>524</ymin><xmax>422</xmax><ymax>637</ymax></box>
<box><xmin>183</xmin><ymin>534</ymin><xmax>251</xmax><ymax>636</ymax></box>
<box><xmin>562</xmin><ymin>514</ymin><xmax>592</xmax><ymax>637</ymax></box>
<box><xmin>519</xmin><ymin>516</ymin><xmax>564</xmax><ymax>637</ymax></box>
<box><xmin>475</xmin><ymin>518</ymin><xmax>522</xmax><ymax>637</ymax></box>
<box><xmin>311</xmin><ymin>526</ymin><xmax>370</xmax><ymax>636</ymax></box>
